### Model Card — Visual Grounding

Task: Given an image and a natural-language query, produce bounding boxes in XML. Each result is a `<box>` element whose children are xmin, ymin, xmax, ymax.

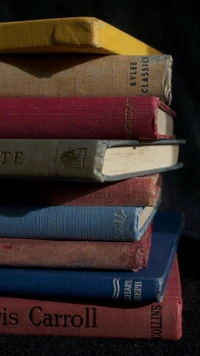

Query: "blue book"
<box><xmin>0</xmin><ymin>198</ymin><xmax>160</xmax><ymax>241</ymax></box>
<box><xmin>0</xmin><ymin>212</ymin><xmax>183</xmax><ymax>303</ymax></box>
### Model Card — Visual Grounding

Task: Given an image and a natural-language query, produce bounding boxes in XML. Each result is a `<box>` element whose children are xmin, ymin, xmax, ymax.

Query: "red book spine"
<box><xmin>1</xmin><ymin>174</ymin><xmax>162</xmax><ymax>206</ymax></box>
<box><xmin>0</xmin><ymin>96</ymin><xmax>174</xmax><ymax>140</ymax></box>
<box><xmin>0</xmin><ymin>258</ymin><xmax>182</xmax><ymax>339</ymax></box>
<box><xmin>0</xmin><ymin>224</ymin><xmax>152</xmax><ymax>271</ymax></box>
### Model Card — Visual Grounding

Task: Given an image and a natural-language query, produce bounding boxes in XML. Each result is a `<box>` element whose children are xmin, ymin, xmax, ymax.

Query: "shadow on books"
<box><xmin>0</xmin><ymin>178</ymin><xmax>121</xmax><ymax>205</ymax></box>
<box><xmin>0</xmin><ymin>54</ymin><xmax>106</xmax><ymax>77</ymax></box>
<box><xmin>0</xmin><ymin>206</ymin><xmax>45</xmax><ymax>217</ymax></box>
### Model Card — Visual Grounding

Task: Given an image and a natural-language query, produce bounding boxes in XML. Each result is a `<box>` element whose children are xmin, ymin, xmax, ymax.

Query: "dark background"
<box><xmin>0</xmin><ymin>1</ymin><xmax>200</xmax><ymax>354</ymax></box>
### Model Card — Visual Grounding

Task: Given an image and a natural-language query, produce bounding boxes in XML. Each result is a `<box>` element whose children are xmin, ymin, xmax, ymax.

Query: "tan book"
<box><xmin>0</xmin><ymin>17</ymin><xmax>161</xmax><ymax>55</ymax></box>
<box><xmin>0</xmin><ymin>54</ymin><xmax>172</xmax><ymax>103</ymax></box>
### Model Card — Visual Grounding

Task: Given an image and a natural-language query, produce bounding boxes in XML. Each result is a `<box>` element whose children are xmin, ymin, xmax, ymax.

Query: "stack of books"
<box><xmin>0</xmin><ymin>17</ymin><xmax>184</xmax><ymax>340</ymax></box>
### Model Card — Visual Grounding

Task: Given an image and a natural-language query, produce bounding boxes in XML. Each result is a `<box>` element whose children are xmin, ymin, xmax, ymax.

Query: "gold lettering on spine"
<box><xmin>114</xmin><ymin>210</ymin><xmax>126</xmax><ymax>239</ymax></box>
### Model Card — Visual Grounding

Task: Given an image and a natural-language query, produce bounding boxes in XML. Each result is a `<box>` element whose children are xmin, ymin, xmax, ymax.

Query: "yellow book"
<box><xmin>0</xmin><ymin>17</ymin><xmax>161</xmax><ymax>55</ymax></box>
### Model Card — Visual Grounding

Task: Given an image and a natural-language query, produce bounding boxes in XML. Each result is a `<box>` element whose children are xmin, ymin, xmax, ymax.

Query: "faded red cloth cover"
<box><xmin>0</xmin><ymin>224</ymin><xmax>152</xmax><ymax>271</ymax></box>
<box><xmin>1</xmin><ymin>174</ymin><xmax>161</xmax><ymax>206</ymax></box>
<box><xmin>0</xmin><ymin>256</ymin><xmax>182</xmax><ymax>340</ymax></box>
<box><xmin>0</xmin><ymin>96</ymin><xmax>175</xmax><ymax>139</ymax></box>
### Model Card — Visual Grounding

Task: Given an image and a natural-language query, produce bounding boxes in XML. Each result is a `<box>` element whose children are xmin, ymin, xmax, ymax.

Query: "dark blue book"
<box><xmin>0</xmin><ymin>198</ymin><xmax>160</xmax><ymax>241</ymax></box>
<box><xmin>0</xmin><ymin>212</ymin><xmax>183</xmax><ymax>303</ymax></box>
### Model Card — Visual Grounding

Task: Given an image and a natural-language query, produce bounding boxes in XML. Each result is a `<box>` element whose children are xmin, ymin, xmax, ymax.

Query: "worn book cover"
<box><xmin>0</xmin><ymin>139</ymin><xmax>184</xmax><ymax>182</ymax></box>
<box><xmin>0</xmin><ymin>196</ymin><xmax>160</xmax><ymax>241</ymax></box>
<box><xmin>0</xmin><ymin>174</ymin><xmax>162</xmax><ymax>207</ymax></box>
<box><xmin>0</xmin><ymin>224</ymin><xmax>152</xmax><ymax>270</ymax></box>
<box><xmin>0</xmin><ymin>212</ymin><xmax>183</xmax><ymax>303</ymax></box>
<box><xmin>0</xmin><ymin>97</ymin><xmax>175</xmax><ymax>140</ymax></box>
<box><xmin>0</xmin><ymin>55</ymin><xmax>172</xmax><ymax>103</ymax></box>
<box><xmin>0</xmin><ymin>256</ymin><xmax>182</xmax><ymax>340</ymax></box>
<box><xmin>0</xmin><ymin>17</ymin><xmax>161</xmax><ymax>55</ymax></box>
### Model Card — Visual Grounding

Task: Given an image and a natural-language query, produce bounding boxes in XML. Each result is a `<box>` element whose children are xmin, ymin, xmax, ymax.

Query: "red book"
<box><xmin>0</xmin><ymin>96</ymin><xmax>175</xmax><ymax>139</ymax></box>
<box><xmin>0</xmin><ymin>256</ymin><xmax>182</xmax><ymax>339</ymax></box>
<box><xmin>0</xmin><ymin>224</ymin><xmax>152</xmax><ymax>271</ymax></box>
<box><xmin>0</xmin><ymin>174</ymin><xmax>161</xmax><ymax>206</ymax></box>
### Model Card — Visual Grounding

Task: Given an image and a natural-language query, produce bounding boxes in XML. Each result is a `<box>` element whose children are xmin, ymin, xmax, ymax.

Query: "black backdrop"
<box><xmin>0</xmin><ymin>1</ymin><xmax>200</xmax><ymax>354</ymax></box>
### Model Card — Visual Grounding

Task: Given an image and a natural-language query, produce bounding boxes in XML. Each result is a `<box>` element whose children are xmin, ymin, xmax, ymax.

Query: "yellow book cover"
<box><xmin>0</xmin><ymin>17</ymin><xmax>161</xmax><ymax>55</ymax></box>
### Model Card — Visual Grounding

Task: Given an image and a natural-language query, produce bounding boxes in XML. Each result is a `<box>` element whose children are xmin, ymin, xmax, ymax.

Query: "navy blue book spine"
<box><xmin>0</xmin><ymin>269</ymin><xmax>159</xmax><ymax>303</ymax></box>
<box><xmin>0</xmin><ymin>205</ymin><xmax>158</xmax><ymax>241</ymax></box>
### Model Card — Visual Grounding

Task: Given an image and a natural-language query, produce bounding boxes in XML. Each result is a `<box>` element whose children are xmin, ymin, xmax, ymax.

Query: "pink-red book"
<box><xmin>0</xmin><ymin>256</ymin><xmax>182</xmax><ymax>339</ymax></box>
<box><xmin>0</xmin><ymin>96</ymin><xmax>175</xmax><ymax>139</ymax></box>
<box><xmin>0</xmin><ymin>224</ymin><xmax>152</xmax><ymax>271</ymax></box>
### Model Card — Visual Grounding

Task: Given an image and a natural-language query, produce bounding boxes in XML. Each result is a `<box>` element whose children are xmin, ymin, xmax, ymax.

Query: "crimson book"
<box><xmin>0</xmin><ymin>224</ymin><xmax>152</xmax><ymax>271</ymax></box>
<box><xmin>0</xmin><ymin>96</ymin><xmax>174</xmax><ymax>140</ymax></box>
<box><xmin>0</xmin><ymin>256</ymin><xmax>182</xmax><ymax>340</ymax></box>
<box><xmin>0</xmin><ymin>174</ymin><xmax>161</xmax><ymax>206</ymax></box>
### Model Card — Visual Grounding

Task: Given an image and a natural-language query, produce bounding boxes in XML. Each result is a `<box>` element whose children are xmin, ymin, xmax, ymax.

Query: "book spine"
<box><xmin>0</xmin><ymin>139</ymin><xmax>106</xmax><ymax>182</ymax></box>
<box><xmin>0</xmin><ymin>55</ymin><xmax>172</xmax><ymax>103</ymax></box>
<box><xmin>0</xmin><ymin>97</ymin><xmax>172</xmax><ymax>140</ymax></box>
<box><xmin>0</xmin><ymin>297</ymin><xmax>182</xmax><ymax>339</ymax></box>
<box><xmin>0</xmin><ymin>225</ymin><xmax>151</xmax><ymax>270</ymax></box>
<box><xmin>0</xmin><ymin>268</ymin><xmax>160</xmax><ymax>302</ymax></box>
<box><xmin>0</xmin><ymin>205</ymin><xmax>144</xmax><ymax>241</ymax></box>
<box><xmin>0</xmin><ymin>174</ymin><xmax>161</xmax><ymax>206</ymax></box>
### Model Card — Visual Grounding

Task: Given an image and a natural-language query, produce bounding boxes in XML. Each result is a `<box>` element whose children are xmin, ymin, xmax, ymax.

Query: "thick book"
<box><xmin>0</xmin><ymin>212</ymin><xmax>183</xmax><ymax>303</ymax></box>
<box><xmin>0</xmin><ymin>256</ymin><xmax>182</xmax><ymax>340</ymax></box>
<box><xmin>0</xmin><ymin>17</ymin><xmax>161</xmax><ymax>55</ymax></box>
<box><xmin>0</xmin><ymin>97</ymin><xmax>175</xmax><ymax>140</ymax></box>
<box><xmin>0</xmin><ymin>197</ymin><xmax>160</xmax><ymax>241</ymax></box>
<box><xmin>0</xmin><ymin>174</ymin><xmax>162</xmax><ymax>207</ymax></box>
<box><xmin>0</xmin><ymin>139</ymin><xmax>184</xmax><ymax>182</ymax></box>
<box><xmin>0</xmin><ymin>55</ymin><xmax>172</xmax><ymax>103</ymax></box>
<box><xmin>0</xmin><ymin>224</ymin><xmax>152</xmax><ymax>271</ymax></box>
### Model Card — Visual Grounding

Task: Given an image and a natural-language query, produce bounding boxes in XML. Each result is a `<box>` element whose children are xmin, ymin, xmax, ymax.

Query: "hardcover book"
<box><xmin>0</xmin><ymin>139</ymin><xmax>184</xmax><ymax>182</ymax></box>
<box><xmin>0</xmin><ymin>174</ymin><xmax>162</xmax><ymax>207</ymax></box>
<box><xmin>0</xmin><ymin>197</ymin><xmax>160</xmax><ymax>241</ymax></box>
<box><xmin>0</xmin><ymin>224</ymin><xmax>152</xmax><ymax>270</ymax></box>
<box><xmin>0</xmin><ymin>55</ymin><xmax>172</xmax><ymax>103</ymax></box>
<box><xmin>0</xmin><ymin>17</ymin><xmax>161</xmax><ymax>55</ymax></box>
<box><xmin>0</xmin><ymin>97</ymin><xmax>175</xmax><ymax>140</ymax></box>
<box><xmin>0</xmin><ymin>256</ymin><xmax>182</xmax><ymax>340</ymax></box>
<box><xmin>0</xmin><ymin>212</ymin><xmax>183</xmax><ymax>303</ymax></box>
